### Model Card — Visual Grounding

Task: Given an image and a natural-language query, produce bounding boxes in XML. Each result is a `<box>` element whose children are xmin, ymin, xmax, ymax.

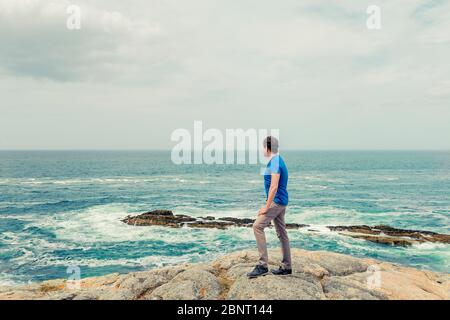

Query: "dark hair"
<box><xmin>263</xmin><ymin>136</ymin><xmax>279</xmax><ymax>153</ymax></box>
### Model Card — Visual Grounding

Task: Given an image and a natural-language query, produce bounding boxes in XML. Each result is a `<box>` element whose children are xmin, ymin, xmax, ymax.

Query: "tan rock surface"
<box><xmin>1</xmin><ymin>249</ymin><xmax>448</xmax><ymax>300</ymax></box>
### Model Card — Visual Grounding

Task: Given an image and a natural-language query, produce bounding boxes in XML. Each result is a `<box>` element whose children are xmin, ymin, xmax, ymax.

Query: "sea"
<box><xmin>0</xmin><ymin>150</ymin><xmax>449</xmax><ymax>285</ymax></box>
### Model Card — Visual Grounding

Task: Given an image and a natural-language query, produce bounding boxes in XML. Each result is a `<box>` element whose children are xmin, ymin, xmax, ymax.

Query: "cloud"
<box><xmin>0</xmin><ymin>0</ymin><xmax>162</xmax><ymax>81</ymax></box>
<box><xmin>0</xmin><ymin>0</ymin><xmax>449</xmax><ymax>149</ymax></box>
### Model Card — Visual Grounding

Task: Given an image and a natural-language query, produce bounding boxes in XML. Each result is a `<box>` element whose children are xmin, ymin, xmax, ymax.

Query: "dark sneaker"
<box><xmin>247</xmin><ymin>265</ymin><xmax>269</xmax><ymax>278</ymax></box>
<box><xmin>271</xmin><ymin>267</ymin><xmax>292</xmax><ymax>275</ymax></box>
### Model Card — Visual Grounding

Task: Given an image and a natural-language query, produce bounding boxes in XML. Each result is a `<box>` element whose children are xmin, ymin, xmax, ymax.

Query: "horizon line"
<box><xmin>0</xmin><ymin>148</ymin><xmax>449</xmax><ymax>152</ymax></box>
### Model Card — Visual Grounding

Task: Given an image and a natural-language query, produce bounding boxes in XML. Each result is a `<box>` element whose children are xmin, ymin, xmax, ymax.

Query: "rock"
<box><xmin>328</xmin><ymin>225</ymin><xmax>450</xmax><ymax>246</ymax></box>
<box><xmin>227</xmin><ymin>272</ymin><xmax>325</xmax><ymax>300</ymax></box>
<box><xmin>2</xmin><ymin>249</ymin><xmax>448</xmax><ymax>300</ymax></box>
<box><xmin>286</xmin><ymin>223</ymin><xmax>310</xmax><ymax>229</ymax></box>
<box><xmin>342</xmin><ymin>234</ymin><xmax>414</xmax><ymax>246</ymax></box>
<box><xmin>122</xmin><ymin>210</ymin><xmax>309</xmax><ymax>230</ymax></box>
<box><xmin>149</xmin><ymin>210</ymin><xmax>173</xmax><ymax>216</ymax></box>
<box><xmin>220</xmin><ymin>217</ymin><xmax>254</xmax><ymax>226</ymax></box>
<box><xmin>322</xmin><ymin>276</ymin><xmax>388</xmax><ymax>300</ymax></box>
<box><xmin>187</xmin><ymin>221</ymin><xmax>234</xmax><ymax>229</ymax></box>
<box><xmin>199</xmin><ymin>216</ymin><xmax>216</xmax><ymax>220</ymax></box>
<box><xmin>297</xmin><ymin>250</ymin><xmax>370</xmax><ymax>276</ymax></box>
<box><xmin>122</xmin><ymin>211</ymin><xmax>196</xmax><ymax>228</ymax></box>
<box><xmin>111</xmin><ymin>264</ymin><xmax>189</xmax><ymax>300</ymax></box>
<box><xmin>147</xmin><ymin>265</ymin><xmax>221</xmax><ymax>300</ymax></box>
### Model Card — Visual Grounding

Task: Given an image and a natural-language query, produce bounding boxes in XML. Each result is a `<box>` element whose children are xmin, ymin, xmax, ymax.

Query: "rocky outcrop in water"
<box><xmin>328</xmin><ymin>225</ymin><xmax>450</xmax><ymax>246</ymax></box>
<box><xmin>122</xmin><ymin>210</ymin><xmax>308</xmax><ymax>230</ymax></box>
<box><xmin>122</xmin><ymin>210</ymin><xmax>450</xmax><ymax>246</ymax></box>
<box><xmin>1</xmin><ymin>249</ymin><xmax>449</xmax><ymax>300</ymax></box>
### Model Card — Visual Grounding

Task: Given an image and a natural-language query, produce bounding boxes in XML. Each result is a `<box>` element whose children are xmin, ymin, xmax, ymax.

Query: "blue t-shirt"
<box><xmin>264</xmin><ymin>155</ymin><xmax>289</xmax><ymax>206</ymax></box>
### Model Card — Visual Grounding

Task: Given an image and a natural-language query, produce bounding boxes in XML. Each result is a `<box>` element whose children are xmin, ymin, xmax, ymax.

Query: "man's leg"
<box><xmin>273</xmin><ymin>206</ymin><xmax>292</xmax><ymax>270</ymax></box>
<box><xmin>252</xmin><ymin>206</ymin><xmax>279</xmax><ymax>267</ymax></box>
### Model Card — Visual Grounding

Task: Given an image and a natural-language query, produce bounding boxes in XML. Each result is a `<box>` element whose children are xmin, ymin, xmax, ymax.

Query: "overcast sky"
<box><xmin>0</xmin><ymin>0</ymin><xmax>449</xmax><ymax>150</ymax></box>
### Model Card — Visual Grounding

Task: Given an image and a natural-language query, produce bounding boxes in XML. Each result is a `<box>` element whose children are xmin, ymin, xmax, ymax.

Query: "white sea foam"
<box><xmin>0</xmin><ymin>179</ymin><xmax>12</xmax><ymax>185</ymax></box>
<box><xmin>384</xmin><ymin>177</ymin><xmax>399</xmax><ymax>181</ymax></box>
<box><xmin>30</xmin><ymin>253</ymin><xmax>201</xmax><ymax>270</ymax></box>
<box><xmin>370</xmin><ymin>175</ymin><xmax>400</xmax><ymax>181</ymax></box>
<box><xmin>39</xmin><ymin>204</ymin><xmax>231</xmax><ymax>244</ymax></box>
<box><xmin>294</xmin><ymin>175</ymin><xmax>343</xmax><ymax>183</ymax></box>
<box><xmin>0</xmin><ymin>232</ymin><xmax>22</xmax><ymax>243</ymax></box>
<box><xmin>304</xmin><ymin>184</ymin><xmax>329</xmax><ymax>190</ymax></box>
<box><xmin>21</xmin><ymin>180</ymin><xmax>46</xmax><ymax>185</ymax></box>
<box><xmin>294</xmin><ymin>206</ymin><xmax>363</xmax><ymax>226</ymax></box>
<box><xmin>412</xmin><ymin>242</ymin><xmax>448</xmax><ymax>250</ymax></box>
<box><xmin>0</xmin><ymin>274</ymin><xmax>21</xmax><ymax>287</ymax></box>
<box><xmin>8</xmin><ymin>176</ymin><xmax>166</xmax><ymax>187</ymax></box>
<box><xmin>51</xmin><ymin>204</ymin><xmax>154</xmax><ymax>242</ymax></box>
<box><xmin>301</xmin><ymin>224</ymin><xmax>335</xmax><ymax>234</ymax></box>
<box><xmin>0</xmin><ymin>215</ymin><xmax>32</xmax><ymax>224</ymax></box>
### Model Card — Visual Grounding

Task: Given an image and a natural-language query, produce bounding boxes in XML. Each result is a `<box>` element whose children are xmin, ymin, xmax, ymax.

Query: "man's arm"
<box><xmin>259</xmin><ymin>173</ymin><xmax>280</xmax><ymax>215</ymax></box>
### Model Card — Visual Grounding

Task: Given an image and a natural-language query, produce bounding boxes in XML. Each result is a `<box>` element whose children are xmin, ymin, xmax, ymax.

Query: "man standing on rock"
<box><xmin>247</xmin><ymin>136</ymin><xmax>292</xmax><ymax>278</ymax></box>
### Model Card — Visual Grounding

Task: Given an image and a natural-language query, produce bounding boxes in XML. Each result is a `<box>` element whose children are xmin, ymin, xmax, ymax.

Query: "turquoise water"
<box><xmin>0</xmin><ymin>151</ymin><xmax>449</xmax><ymax>284</ymax></box>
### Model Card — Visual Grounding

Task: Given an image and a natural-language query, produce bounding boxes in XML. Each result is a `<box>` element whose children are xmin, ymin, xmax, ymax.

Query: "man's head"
<box><xmin>263</xmin><ymin>136</ymin><xmax>279</xmax><ymax>157</ymax></box>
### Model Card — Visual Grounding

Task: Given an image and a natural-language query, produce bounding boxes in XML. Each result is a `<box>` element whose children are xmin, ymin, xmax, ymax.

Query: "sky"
<box><xmin>0</xmin><ymin>0</ymin><xmax>449</xmax><ymax>150</ymax></box>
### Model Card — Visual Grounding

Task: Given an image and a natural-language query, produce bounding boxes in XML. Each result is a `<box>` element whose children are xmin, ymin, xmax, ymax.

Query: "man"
<box><xmin>247</xmin><ymin>136</ymin><xmax>292</xmax><ymax>278</ymax></box>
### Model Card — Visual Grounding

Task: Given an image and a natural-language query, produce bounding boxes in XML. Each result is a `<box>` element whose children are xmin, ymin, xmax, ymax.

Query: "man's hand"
<box><xmin>259</xmin><ymin>173</ymin><xmax>279</xmax><ymax>216</ymax></box>
<box><xmin>258</xmin><ymin>207</ymin><xmax>268</xmax><ymax>216</ymax></box>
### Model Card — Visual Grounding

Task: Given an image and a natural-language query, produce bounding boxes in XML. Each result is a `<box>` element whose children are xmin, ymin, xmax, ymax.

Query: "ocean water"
<box><xmin>0</xmin><ymin>150</ymin><xmax>449</xmax><ymax>285</ymax></box>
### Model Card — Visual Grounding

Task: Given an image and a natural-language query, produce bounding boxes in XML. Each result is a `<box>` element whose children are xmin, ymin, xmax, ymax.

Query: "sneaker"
<box><xmin>247</xmin><ymin>265</ymin><xmax>269</xmax><ymax>278</ymax></box>
<box><xmin>271</xmin><ymin>266</ymin><xmax>292</xmax><ymax>275</ymax></box>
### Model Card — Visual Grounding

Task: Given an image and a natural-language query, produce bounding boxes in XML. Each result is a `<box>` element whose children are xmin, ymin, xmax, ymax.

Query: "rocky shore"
<box><xmin>328</xmin><ymin>225</ymin><xmax>450</xmax><ymax>246</ymax></box>
<box><xmin>1</xmin><ymin>249</ymin><xmax>449</xmax><ymax>300</ymax></box>
<box><xmin>122</xmin><ymin>210</ymin><xmax>450</xmax><ymax>246</ymax></box>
